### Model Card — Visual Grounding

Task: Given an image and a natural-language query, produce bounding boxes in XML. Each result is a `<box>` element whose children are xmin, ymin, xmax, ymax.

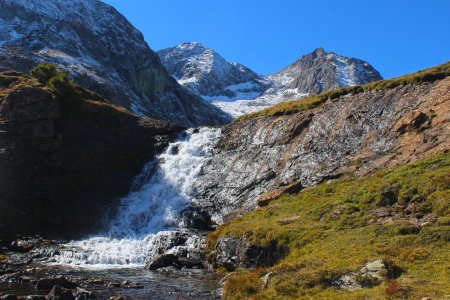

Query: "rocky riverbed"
<box><xmin>0</xmin><ymin>236</ymin><xmax>221</xmax><ymax>299</ymax></box>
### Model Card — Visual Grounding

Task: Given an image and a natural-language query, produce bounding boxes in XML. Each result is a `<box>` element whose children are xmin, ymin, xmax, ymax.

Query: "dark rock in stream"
<box><xmin>46</xmin><ymin>286</ymin><xmax>74</xmax><ymax>300</ymax></box>
<box><xmin>35</xmin><ymin>276</ymin><xmax>78</xmax><ymax>291</ymax></box>
<box><xmin>144</xmin><ymin>231</ymin><xmax>206</xmax><ymax>270</ymax></box>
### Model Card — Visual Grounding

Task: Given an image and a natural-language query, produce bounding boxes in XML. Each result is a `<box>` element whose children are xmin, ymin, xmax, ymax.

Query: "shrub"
<box><xmin>47</xmin><ymin>72</ymin><xmax>81</xmax><ymax>101</ymax></box>
<box><xmin>29</xmin><ymin>63</ymin><xmax>59</xmax><ymax>84</ymax></box>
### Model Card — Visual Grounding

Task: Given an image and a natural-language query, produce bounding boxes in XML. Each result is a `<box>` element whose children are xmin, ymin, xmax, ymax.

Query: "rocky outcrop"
<box><xmin>194</xmin><ymin>76</ymin><xmax>450</xmax><ymax>223</ymax></box>
<box><xmin>0</xmin><ymin>71</ymin><xmax>182</xmax><ymax>239</ymax></box>
<box><xmin>209</xmin><ymin>236</ymin><xmax>285</xmax><ymax>271</ymax></box>
<box><xmin>144</xmin><ymin>231</ymin><xmax>206</xmax><ymax>270</ymax></box>
<box><xmin>0</xmin><ymin>0</ymin><xmax>231</xmax><ymax>127</ymax></box>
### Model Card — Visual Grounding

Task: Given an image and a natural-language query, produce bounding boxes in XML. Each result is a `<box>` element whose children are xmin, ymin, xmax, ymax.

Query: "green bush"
<box><xmin>29</xmin><ymin>63</ymin><xmax>59</xmax><ymax>84</ymax></box>
<box><xmin>47</xmin><ymin>72</ymin><xmax>81</xmax><ymax>101</ymax></box>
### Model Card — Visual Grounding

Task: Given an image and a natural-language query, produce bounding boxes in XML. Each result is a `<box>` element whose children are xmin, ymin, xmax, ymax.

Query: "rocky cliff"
<box><xmin>0</xmin><ymin>0</ymin><xmax>231</xmax><ymax>127</ymax></box>
<box><xmin>194</xmin><ymin>62</ymin><xmax>450</xmax><ymax>223</ymax></box>
<box><xmin>0</xmin><ymin>70</ymin><xmax>182</xmax><ymax>239</ymax></box>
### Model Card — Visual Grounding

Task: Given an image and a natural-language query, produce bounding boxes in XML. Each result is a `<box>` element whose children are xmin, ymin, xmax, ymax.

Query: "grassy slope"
<box><xmin>208</xmin><ymin>154</ymin><xmax>450</xmax><ymax>299</ymax></box>
<box><xmin>236</xmin><ymin>61</ymin><xmax>450</xmax><ymax>122</ymax></box>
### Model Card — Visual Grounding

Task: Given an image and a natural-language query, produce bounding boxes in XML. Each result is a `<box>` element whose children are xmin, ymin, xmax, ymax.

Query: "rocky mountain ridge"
<box><xmin>0</xmin><ymin>0</ymin><xmax>231</xmax><ymax>127</ymax></box>
<box><xmin>159</xmin><ymin>43</ymin><xmax>382</xmax><ymax>116</ymax></box>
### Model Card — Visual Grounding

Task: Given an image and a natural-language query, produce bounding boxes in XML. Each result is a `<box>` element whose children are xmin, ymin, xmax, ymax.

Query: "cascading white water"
<box><xmin>53</xmin><ymin>127</ymin><xmax>221</xmax><ymax>268</ymax></box>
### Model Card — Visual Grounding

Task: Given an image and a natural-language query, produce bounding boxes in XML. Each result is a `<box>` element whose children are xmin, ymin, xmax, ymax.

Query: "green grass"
<box><xmin>236</xmin><ymin>61</ymin><xmax>450</xmax><ymax>122</ymax></box>
<box><xmin>208</xmin><ymin>153</ymin><xmax>450</xmax><ymax>299</ymax></box>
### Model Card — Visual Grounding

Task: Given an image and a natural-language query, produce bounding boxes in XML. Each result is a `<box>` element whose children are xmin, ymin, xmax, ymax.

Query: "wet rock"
<box><xmin>108</xmin><ymin>296</ymin><xmax>132</xmax><ymax>300</ymax></box>
<box><xmin>0</xmin><ymin>295</ymin><xmax>17</xmax><ymax>300</ymax></box>
<box><xmin>36</xmin><ymin>276</ymin><xmax>78</xmax><ymax>291</ymax></box>
<box><xmin>73</xmin><ymin>287</ymin><xmax>96</xmax><ymax>299</ymax></box>
<box><xmin>46</xmin><ymin>286</ymin><xmax>74</xmax><ymax>300</ymax></box>
<box><xmin>147</xmin><ymin>253</ymin><xmax>178</xmax><ymax>270</ymax></box>
<box><xmin>144</xmin><ymin>231</ymin><xmax>207</xmax><ymax>270</ymax></box>
<box><xmin>179</xmin><ymin>206</ymin><xmax>215</xmax><ymax>230</ymax></box>
<box><xmin>18</xmin><ymin>296</ymin><xmax>46</xmax><ymax>300</ymax></box>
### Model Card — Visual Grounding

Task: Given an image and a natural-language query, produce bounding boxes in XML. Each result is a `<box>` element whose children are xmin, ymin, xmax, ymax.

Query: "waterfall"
<box><xmin>53</xmin><ymin>127</ymin><xmax>221</xmax><ymax>268</ymax></box>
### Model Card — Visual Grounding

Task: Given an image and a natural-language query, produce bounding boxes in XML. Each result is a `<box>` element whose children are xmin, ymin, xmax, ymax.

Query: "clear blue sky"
<box><xmin>103</xmin><ymin>0</ymin><xmax>450</xmax><ymax>79</ymax></box>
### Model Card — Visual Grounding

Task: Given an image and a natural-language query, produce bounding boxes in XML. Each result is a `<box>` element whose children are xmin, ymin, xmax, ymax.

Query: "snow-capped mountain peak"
<box><xmin>158</xmin><ymin>42</ymin><xmax>269</xmax><ymax>102</ymax></box>
<box><xmin>159</xmin><ymin>45</ymin><xmax>382</xmax><ymax>117</ymax></box>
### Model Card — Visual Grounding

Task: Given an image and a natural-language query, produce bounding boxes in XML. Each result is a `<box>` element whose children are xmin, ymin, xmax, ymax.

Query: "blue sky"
<box><xmin>103</xmin><ymin>0</ymin><xmax>450</xmax><ymax>79</ymax></box>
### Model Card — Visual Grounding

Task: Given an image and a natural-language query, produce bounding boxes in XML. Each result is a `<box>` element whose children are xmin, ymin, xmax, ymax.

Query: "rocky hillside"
<box><xmin>0</xmin><ymin>69</ymin><xmax>182</xmax><ymax>239</ymax></box>
<box><xmin>209</xmin><ymin>154</ymin><xmax>450</xmax><ymax>299</ymax></box>
<box><xmin>158</xmin><ymin>42</ymin><xmax>268</xmax><ymax>101</ymax></box>
<box><xmin>202</xmin><ymin>62</ymin><xmax>450</xmax><ymax>299</ymax></box>
<box><xmin>0</xmin><ymin>0</ymin><xmax>230</xmax><ymax>127</ymax></box>
<box><xmin>194</xmin><ymin>62</ymin><xmax>450</xmax><ymax>223</ymax></box>
<box><xmin>159</xmin><ymin>44</ymin><xmax>382</xmax><ymax>116</ymax></box>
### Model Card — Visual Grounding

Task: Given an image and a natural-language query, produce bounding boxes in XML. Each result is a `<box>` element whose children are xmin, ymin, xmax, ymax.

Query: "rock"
<box><xmin>73</xmin><ymin>288</ymin><xmax>96</xmax><ymax>300</ymax></box>
<box><xmin>0</xmin><ymin>295</ymin><xmax>17</xmax><ymax>300</ymax></box>
<box><xmin>277</xmin><ymin>215</ymin><xmax>300</xmax><ymax>224</ymax></box>
<box><xmin>335</xmin><ymin>260</ymin><xmax>388</xmax><ymax>290</ymax></box>
<box><xmin>36</xmin><ymin>276</ymin><xmax>78</xmax><ymax>291</ymax></box>
<box><xmin>179</xmin><ymin>206</ymin><xmax>215</xmax><ymax>230</ymax></box>
<box><xmin>359</xmin><ymin>260</ymin><xmax>387</xmax><ymax>281</ymax></box>
<box><xmin>211</xmin><ymin>236</ymin><xmax>284</xmax><ymax>271</ymax></box>
<box><xmin>144</xmin><ymin>231</ymin><xmax>207</xmax><ymax>270</ymax></box>
<box><xmin>257</xmin><ymin>182</ymin><xmax>302</xmax><ymax>207</ymax></box>
<box><xmin>19</xmin><ymin>296</ymin><xmax>46</xmax><ymax>300</ymax></box>
<box><xmin>147</xmin><ymin>253</ymin><xmax>178</xmax><ymax>270</ymax></box>
<box><xmin>108</xmin><ymin>296</ymin><xmax>131</xmax><ymax>300</ymax></box>
<box><xmin>260</xmin><ymin>272</ymin><xmax>274</xmax><ymax>289</ymax></box>
<box><xmin>46</xmin><ymin>286</ymin><xmax>74</xmax><ymax>300</ymax></box>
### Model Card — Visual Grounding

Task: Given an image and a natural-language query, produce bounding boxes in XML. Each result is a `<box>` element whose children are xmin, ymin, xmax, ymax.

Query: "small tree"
<box><xmin>29</xmin><ymin>63</ymin><xmax>59</xmax><ymax>84</ymax></box>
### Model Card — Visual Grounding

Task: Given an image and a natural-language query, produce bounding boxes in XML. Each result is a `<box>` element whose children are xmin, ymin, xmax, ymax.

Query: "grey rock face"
<box><xmin>0</xmin><ymin>0</ymin><xmax>230</xmax><ymax>127</ymax></box>
<box><xmin>194</xmin><ymin>78</ymin><xmax>450</xmax><ymax>222</ymax></box>
<box><xmin>158</xmin><ymin>42</ymin><xmax>268</xmax><ymax>101</ymax></box>
<box><xmin>210</xmin><ymin>236</ymin><xmax>284</xmax><ymax>271</ymax></box>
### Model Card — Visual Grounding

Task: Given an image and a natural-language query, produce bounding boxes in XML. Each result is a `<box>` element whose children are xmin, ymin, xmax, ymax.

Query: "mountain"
<box><xmin>267</xmin><ymin>47</ymin><xmax>382</xmax><ymax>98</ymax></box>
<box><xmin>159</xmin><ymin>44</ymin><xmax>382</xmax><ymax>117</ymax></box>
<box><xmin>0</xmin><ymin>0</ymin><xmax>231</xmax><ymax>127</ymax></box>
<box><xmin>158</xmin><ymin>42</ymin><xmax>269</xmax><ymax>101</ymax></box>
